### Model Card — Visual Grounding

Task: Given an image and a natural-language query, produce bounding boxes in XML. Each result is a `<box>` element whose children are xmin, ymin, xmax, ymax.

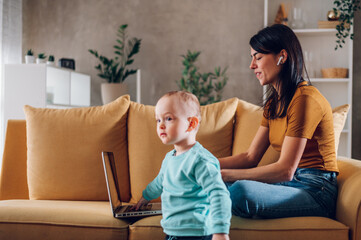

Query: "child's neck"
<box><xmin>174</xmin><ymin>138</ymin><xmax>196</xmax><ymax>156</ymax></box>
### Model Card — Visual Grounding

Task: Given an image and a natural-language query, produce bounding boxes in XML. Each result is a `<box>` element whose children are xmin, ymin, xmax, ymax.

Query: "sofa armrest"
<box><xmin>336</xmin><ymin>157</ymin><xmax>361</xmax><ymax>240</ymax></box>
<box><xmin>0</xmin><ymin>120</ymin><xmax>29</xmax><ymax>200</ymax></box>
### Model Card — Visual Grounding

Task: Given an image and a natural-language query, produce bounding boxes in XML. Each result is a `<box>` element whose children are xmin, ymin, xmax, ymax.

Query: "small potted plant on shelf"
<box><xmin>36</xmin><ymin>53</ymin><xmax>47</xmax><ymax>64</ymax></box>
<box><xmin>178</xmin><ymin>50</ymin><xmax>228</xmax><ymax>105</ymax></box>
<box><xmin>25</xmin><ymin>49</ymin><xmax>35</xmax><ymax>64</ymax></box>
<box><xmin>47</xmin><ymin>55</ymin><xmax>55</xmax><ymax>65</ymax></box>
<box><xmin>89</xmin><ymin>24</ymin><xmax>141</xmax><ymax>104</ymax></box>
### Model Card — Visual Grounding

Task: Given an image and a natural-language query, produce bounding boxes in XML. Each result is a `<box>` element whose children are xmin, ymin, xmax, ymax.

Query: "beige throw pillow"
<box><xmin>24</xmin><ymin>95</ymin><xmax>131</xmax><ymax>201</ymax></box>
<box><xmin>332</xmin><ymin>104</ymin><xmax>350</xmax><ymax>156</ymax></box>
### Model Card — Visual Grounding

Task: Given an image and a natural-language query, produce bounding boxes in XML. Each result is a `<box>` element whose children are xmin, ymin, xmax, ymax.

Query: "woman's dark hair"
<box><xmin>250</xmin><ymin>24</ymin><xmax>309</xmax><ymax>119</ymax></box>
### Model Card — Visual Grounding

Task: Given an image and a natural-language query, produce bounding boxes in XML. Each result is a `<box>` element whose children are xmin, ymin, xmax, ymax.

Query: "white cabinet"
<box><xmin>3</xmin><ymin>64</ymin><xmax>91</xmax><ymax>124</ymax></box>
<box><xmin>264</xmin><ymin>0</ymin><xmax>353</xmax><ymax>157</ymax></box>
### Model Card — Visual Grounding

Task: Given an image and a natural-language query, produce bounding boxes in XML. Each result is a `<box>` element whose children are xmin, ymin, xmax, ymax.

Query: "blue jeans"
<box><xmin>226</xmin><ymin>168</ymin><xmax>338</xmax><ymax>219</ymax></box>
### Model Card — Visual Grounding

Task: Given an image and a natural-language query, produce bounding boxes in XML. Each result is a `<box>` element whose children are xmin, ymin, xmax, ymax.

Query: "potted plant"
<box><xmin>25</xmin><ymin>49</ymin><xmax>35</xmax><ymax>64</ymax></box>
<box><xmin>333</xmin><ymin>0</ymin><xmax>361</xmax><ymax>50</ymax></box>
<box><xmin>178</xmin><ymin>50</ymin><xmax>228</xmax><ymax>105</ymax></box>
<box><xmin>47</xmin><ymin>55</ymin><xmax>55</xmax><ymax>65</ymax></box>
<box><xmin>36</xmin><ymin>53</ymin><xmax>47</xmax><ymax>64</ymax></box>
<box><xmin>89</xmin><ymin>24</ymin><xmax>141</xmax><ymax>104</ymax></box>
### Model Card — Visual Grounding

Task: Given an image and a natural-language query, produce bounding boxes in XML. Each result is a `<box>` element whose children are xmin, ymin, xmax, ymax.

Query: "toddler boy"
<box><xmin>134</xmin><ymin>91</ymin><xmax>231</xmax><ymax>240</ymax></box>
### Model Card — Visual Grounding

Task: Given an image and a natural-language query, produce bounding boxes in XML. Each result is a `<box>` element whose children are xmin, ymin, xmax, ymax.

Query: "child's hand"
<box><xmin>212</xmin><ymin>233</ymin><xmax>230</xmax><ymax>240</ymax></box>
<box><xmin>131</xmin><ymin>197</ymin><xmax>150</xmax><ymax>211</ymax></box>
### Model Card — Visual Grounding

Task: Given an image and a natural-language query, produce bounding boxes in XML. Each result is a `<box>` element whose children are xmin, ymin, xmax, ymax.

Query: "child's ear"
<box><xmin>187</xmin><ymin>117</ymin><xmax>199</xmax><ymax>132</ymax></box>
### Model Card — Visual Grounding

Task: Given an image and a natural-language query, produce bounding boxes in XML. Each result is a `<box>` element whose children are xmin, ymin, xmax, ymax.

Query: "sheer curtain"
<box><xmin>0</xmin><ymin>0</ymin><xmax>22</xmax><ymax>165</ymax></box>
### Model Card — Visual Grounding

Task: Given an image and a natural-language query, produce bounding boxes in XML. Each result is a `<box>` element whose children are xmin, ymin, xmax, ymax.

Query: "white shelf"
<box><xmin>311</xmin><ymin>78</ymin><xmax>350</xmax><ymax>83</ymax></box>
<box><xmin>294</xmin><ymin>28</ymin><xmax>337</xmax><ymax>35</ymax></box>
<box><xmin>264</xmin><ymin>0</ymin><xmax>353</xmax><ymax>157</ymax></box>
<box><xmin>3</xmin><ymin>64</ymin><xmax>91</xmax><ymax>122</ymax></box>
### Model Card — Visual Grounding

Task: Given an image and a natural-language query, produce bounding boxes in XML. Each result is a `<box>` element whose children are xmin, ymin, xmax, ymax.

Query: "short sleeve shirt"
<box><xmin>261</xmin><ymin>82</ymin><xmax>338</xmax><ymax>173</ymax></box>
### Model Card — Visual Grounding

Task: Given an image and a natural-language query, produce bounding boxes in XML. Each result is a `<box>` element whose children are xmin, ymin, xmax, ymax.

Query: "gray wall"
<box><xmin>22</xmin><ymin>0</ymin><xmax>361</xmax><ymax>158</ymax></box>
<box><xmin>22</xmin><ymin>0</ymin><xmax>264</xmax><ymax>106</ymax></box>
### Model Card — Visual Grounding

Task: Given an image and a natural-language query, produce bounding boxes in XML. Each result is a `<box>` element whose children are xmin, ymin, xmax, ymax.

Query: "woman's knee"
<box><xmin>228</xmin><ymin>180</ymin><xmax>258</xmax><ymax>217</ymax></box>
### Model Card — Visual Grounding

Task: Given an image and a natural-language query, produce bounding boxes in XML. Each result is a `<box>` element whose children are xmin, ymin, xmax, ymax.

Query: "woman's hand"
<box><xmin>221</xmin><ymin>169</ymin><xmax>238</xmax><ymax>182</ymax></box>
<box><xmin>131</xmin><ymin>197</ymin><xmax>150</xmax><ymax>211</ymax></box>
<box><xmin>212</xmin><ymin>233</ymin><xmax>230</xmax><ymax>240</ymax></box>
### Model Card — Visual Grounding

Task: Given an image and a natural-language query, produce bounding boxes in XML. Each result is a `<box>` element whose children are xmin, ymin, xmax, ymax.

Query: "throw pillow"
<box><xmin>128</xmin><ymin>98</ymin><xmax>238</xmax><ymax>203</ymax></box>
<box><xmin>333</xmin><ymin>104</ymin><xmax>350</xmax><ymax>156</ymax></box>
<box><xmin>24</xmin><ymin>95</ymin><xmax>131</xmax><ymax>201</ymax></box>
<box><xmin>232</xmin><ymin>99</ymin><xmax>280</xmax><ymax>166</ymax></box>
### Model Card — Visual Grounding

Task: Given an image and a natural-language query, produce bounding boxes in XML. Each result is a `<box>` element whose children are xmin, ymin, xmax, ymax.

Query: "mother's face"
<box><xmin>249</xmin><ymin>47</ymin><xmax>283</xmax><ymax>87</ymax></box>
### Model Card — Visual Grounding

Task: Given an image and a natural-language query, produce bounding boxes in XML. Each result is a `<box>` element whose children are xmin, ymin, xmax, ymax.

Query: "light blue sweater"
<box><xmin>143</xmin><ymin>142</ymin><xmax>231</xmax><ymax>236</ymax></box>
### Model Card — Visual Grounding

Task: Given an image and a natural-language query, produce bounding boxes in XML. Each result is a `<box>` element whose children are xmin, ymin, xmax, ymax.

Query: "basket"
<box><xmin>321</xmin><ymin>68</ymin><xmax>348</xmax><ymax>78</ymax></box>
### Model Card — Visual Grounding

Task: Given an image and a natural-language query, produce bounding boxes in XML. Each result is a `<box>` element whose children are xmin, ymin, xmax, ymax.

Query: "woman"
<box><xmin>219</xmin><ymin>24</ymin><xmax>338</xmax><ymax>219</ymax></box>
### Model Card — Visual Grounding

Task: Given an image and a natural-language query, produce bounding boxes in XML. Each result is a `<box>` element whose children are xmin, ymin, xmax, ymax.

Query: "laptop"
<box><xmin>101</xmin><ymin>151</ymin><xmax>162</xmax><ymax>218</ymax></box>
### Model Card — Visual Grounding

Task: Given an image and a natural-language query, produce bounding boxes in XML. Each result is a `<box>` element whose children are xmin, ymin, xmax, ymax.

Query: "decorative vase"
<box><xmin>101</xmin><ymin>82</ymin><xmax>128</xmax><ymax>105</ymax></box>
<box><xmin>36</xmin><ymin>58</ymin><xmax>46</xmax><ymax>64</ymax></box>
<box><xmin>25</xmin><ymin>55</ymin><xmax>35</xmax><ymax>64</ymax></box>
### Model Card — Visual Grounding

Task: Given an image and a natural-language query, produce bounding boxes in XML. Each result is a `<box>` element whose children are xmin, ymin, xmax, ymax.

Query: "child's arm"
<box><xmin>212</xmin><ymin>233</ymin><xmax>230</xmax><ymax>240</ymax></box>
<box><xmin>195</xmin><ymin>158</ymin><xmax>232</xmax><ymax>236</ymax></box>
<box><xmin>132</xmin><ymin>157</ymin><xmax>168</xmax><ymax>210</ymax></box>
<box><xmin>133</xmin><ymin>197</ymin><xmax>150</xmax><ymax>210</ymax></box>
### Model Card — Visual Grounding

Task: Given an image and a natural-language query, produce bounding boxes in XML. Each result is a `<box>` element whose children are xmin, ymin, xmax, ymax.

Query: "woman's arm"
<box><xmin>219</xmin><ymin>126</ymin><xmax>270</xmax><ymax>169</ymax></box>
<box><xmin>221</xmin><ymin>136</ymin><xmax>307</xmax><ymax>183</ymax></box>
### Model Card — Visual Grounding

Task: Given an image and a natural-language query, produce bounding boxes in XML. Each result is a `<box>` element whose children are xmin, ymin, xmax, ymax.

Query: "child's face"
<box><xmin>155</xmin><ymin>96</ymin><xmax>191</xmax><ymax>146</ymax></box>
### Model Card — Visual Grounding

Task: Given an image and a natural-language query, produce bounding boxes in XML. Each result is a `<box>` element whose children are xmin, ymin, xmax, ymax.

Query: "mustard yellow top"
<box><xmin>261</xmin><ymin>82</ymin><xmax>339</xmax><ymax>173</ymax></box>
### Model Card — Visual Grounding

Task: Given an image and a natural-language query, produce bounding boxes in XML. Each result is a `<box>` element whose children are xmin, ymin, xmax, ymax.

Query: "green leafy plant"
<box><xmin>48</xmin><ymin>55</ymin><xmax>54</xmax><ymax>62</ymax></box>
<box><xmin>89</xmin><ymin>24</ymin><xmax>141</xmax><ymax>83</ymax></box>
<box><xmin>26</xmin><ymin>49</ymin><xmax>34</xmax><ymax>56</ymax></box>
<box><xmin>37</xmin><ymin>53</ymin><xmax>46</xmax><ymax>59</ymax></box>
<box><xmin>178</xmin><ymin>50</ymin><xmax>228</xmax><ymax>105</ymax></box>
<box><xmin>333</xmin><ymin>0</ymin><xmax>361</xmax><ymax>50</ymax></box>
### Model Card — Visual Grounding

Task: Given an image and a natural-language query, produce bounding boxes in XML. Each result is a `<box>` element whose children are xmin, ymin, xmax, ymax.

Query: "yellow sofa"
<box><xmin>0</xmin><ymin>95</ymin><xmax>359</xmax><ymax>240</ymax></box>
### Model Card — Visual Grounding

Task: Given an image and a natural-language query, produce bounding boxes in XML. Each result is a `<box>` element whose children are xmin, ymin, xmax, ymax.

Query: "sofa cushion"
<box><xmin>129</xmin><ymin>215</ymin><xmax>348</xmax><ymax>240</ymax></box>
<box><xmin>232</xmin><ymin>100</ymin><xmax>280</xmax><ymax>167</ymax></box>
<box><xmin>0</xmin><ymin>200</ymin><xmax>129</xmax><ymax>240</ymax></box>
<box><xmin>233</xmin><ymin>101</ymin><xmax>350</xmax><ymax>166</ymax></box>
<box><xmin>24</xmin><ymin>95</ymin><xmax>130</xmax><ymax>201</ymax></box>
<box><xmin>127</xmin><ymin>98</ymin><xmax>238</xmax><ymax>203</ymax></box>
<box><xmin>332</xmin><ymin>104</ymin><xmax>350</xmax><ymax>156</ymax></box>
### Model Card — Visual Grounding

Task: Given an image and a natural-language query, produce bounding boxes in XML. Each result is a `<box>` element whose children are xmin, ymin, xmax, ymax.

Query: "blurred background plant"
<box><xmin>89</xmin><ymin>24</ymin><xmax>141</xmax><ymax>83</ymax></box>
<box><xmin>178</xmin><ymin>50</ymin><xmax>228</xmax><ymax>105</ymax></box>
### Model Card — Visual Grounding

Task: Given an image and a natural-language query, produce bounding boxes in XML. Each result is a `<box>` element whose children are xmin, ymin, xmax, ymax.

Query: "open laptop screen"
<box><xmin>102</xmin><ymin>152</ymin><xmax>121</xmax><ymax>213</ymax></box>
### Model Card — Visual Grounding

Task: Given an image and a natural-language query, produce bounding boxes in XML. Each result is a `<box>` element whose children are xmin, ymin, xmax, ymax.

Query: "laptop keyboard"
<box><xmin>124</xmin><ymin>204</ymin><xmax>152</xmax><ymax>212</ymax></box>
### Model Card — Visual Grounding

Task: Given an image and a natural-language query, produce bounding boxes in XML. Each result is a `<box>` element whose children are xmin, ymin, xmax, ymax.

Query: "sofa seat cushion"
<box><xmin>129</xmin><ymin>215</ymin><xmax>348</xmax><ymax>240</ymax></box>
<box><xmin>0</xmin><ymin>200</ymin><xmax>129</xmax><ymax>240</ymax></box>
<box><xmin>230</xmin><ymin>216</ymin><xmax>349</xmax><ymax>240</ymax></box>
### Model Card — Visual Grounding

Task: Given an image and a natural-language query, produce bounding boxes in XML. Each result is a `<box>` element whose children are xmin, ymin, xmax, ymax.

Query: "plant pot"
<box><xmin>47</xmin><ymin>61</ymin><xmax>55</xmax><ymax>66</ymax></box>
<box><xmin>25</xmin><ymin>55</ymin><xmax>35</xmax><ymax>64</ymax></box>
<box><xmin>101</xmin><ymin>82</ymin><xmax>128</xmax><ymax>105</ymax></box>
<box><xmin>36</xmin><ymin>58</ymin><xmax>46</xmax><ymax>64</ymax></box>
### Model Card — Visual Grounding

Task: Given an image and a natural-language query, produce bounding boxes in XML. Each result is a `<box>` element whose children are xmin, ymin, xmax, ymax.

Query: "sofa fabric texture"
<box><xmin>0</xmin><ymin>96</ymin><xmax>358</xmax><ymax>240</ymax></box>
